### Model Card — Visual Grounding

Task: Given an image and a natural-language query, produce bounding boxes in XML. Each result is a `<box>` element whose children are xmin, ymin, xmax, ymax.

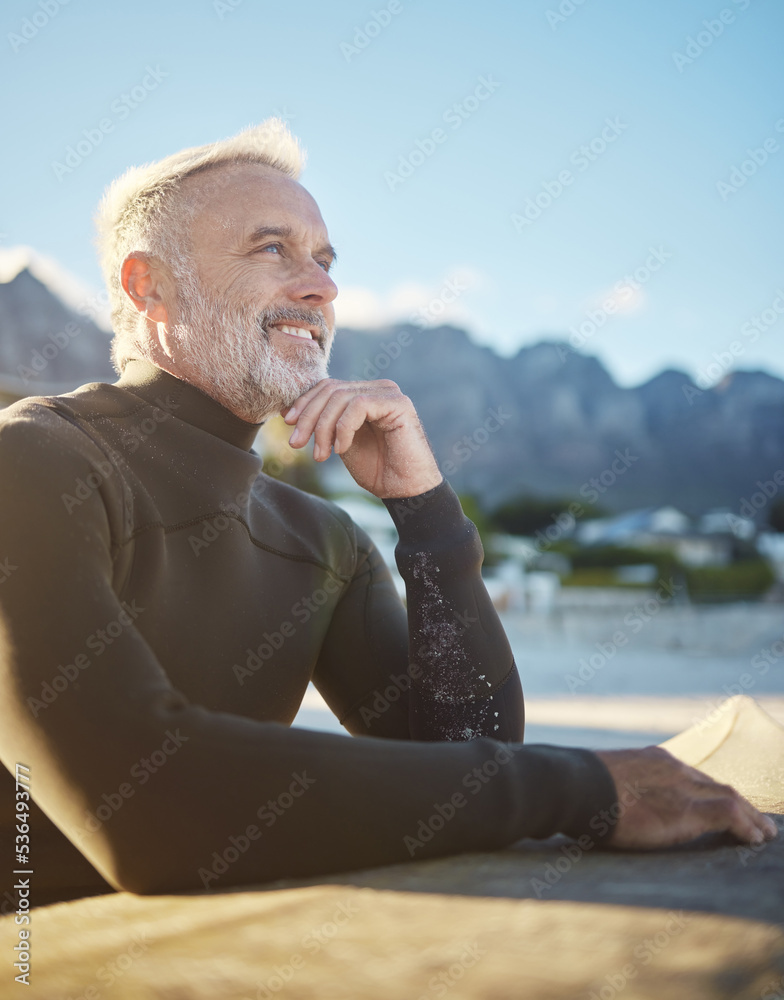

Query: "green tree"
<box><xmin>491</xmin><ymin>495</ymin><xmax>605</xmax><ymax>536</ymax></box>
<box><xmin>685</xmin><ymin>560</ymin><xmax>775</xmax><ymax>602</ymax></box>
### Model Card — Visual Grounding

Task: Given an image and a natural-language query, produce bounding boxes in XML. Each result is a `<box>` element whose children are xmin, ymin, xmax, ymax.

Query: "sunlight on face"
<box><xmin>169</xmin><ymin>272</ymin><xmax>334</xmax><ymax>423</ymax></box>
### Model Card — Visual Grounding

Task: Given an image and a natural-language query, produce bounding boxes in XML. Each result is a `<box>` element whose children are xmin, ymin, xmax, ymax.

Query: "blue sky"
<box><xmin>2</xmin><ymin>0</ymin><xmax>783</xmax><ymax>387</ymax></box>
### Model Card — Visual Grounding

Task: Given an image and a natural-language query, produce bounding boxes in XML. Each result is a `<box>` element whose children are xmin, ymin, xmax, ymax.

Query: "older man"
<box><xmin>0</xmin><ymin>120</ymin><xmax>775</xmax><ymax>901</ymax></box>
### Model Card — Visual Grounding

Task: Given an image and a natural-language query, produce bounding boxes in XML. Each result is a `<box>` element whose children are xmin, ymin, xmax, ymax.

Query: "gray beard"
<box><xmin>169</xmin><ymin>279</ymin><xmax>333</xmax><ymax>423</ymax></box>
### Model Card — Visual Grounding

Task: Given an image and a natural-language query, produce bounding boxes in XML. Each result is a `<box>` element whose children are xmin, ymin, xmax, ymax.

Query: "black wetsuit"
<box><xmin>0</xmin><ymin>360</ymin><xmax>616</xmax><ymax>902</ymax></box>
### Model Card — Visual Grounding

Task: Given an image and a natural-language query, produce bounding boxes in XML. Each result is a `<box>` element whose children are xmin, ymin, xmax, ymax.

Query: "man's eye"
<box><xmin>258</xmin><ymin>244</ymin><xmax>281</xmax><ymax>255</ymax></box>
<box><xmin>317</xmin><ymin>259</ymin><xmax>332</xmax><ymax>272</ymax></box>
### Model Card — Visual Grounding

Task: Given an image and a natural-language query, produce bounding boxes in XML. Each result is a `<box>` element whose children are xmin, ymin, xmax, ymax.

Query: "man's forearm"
<box><xmin>383</xmin><ymin>479</ymin><xmax>525</xmax><ymax>742</ymax></box>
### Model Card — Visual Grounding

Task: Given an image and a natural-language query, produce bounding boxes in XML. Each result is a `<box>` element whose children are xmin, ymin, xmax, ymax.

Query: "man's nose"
<box><xmin>287</xmin><ymin>257</ymin><xmax>338</xmax><ymax>306</ymax></box>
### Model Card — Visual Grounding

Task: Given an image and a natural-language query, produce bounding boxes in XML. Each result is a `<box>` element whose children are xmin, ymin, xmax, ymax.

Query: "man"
<box><xmin>0</xmin><ymin>120</ymin><xmax>775</xmax><ymax>901</ymax></box>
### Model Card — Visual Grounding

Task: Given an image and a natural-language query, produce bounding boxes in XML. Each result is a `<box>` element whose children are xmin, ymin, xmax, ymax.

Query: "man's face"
<box><xmin>163</xmin><ymin>162</ymin><xmax>339</xmax><ymax>422</ymax></box>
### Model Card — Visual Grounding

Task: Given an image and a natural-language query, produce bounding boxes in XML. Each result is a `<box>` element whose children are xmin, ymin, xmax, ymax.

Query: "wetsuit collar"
<box><xmin>115</xmin><ymin>359</ymin><xmax>263</xmax><ymax>452</ymax></box>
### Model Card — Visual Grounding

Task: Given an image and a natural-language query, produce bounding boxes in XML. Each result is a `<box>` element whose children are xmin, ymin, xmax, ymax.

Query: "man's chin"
<box><xmin>242</xmin><ymin>369</ymin><xmax>327</xmax><ymax>423</ymax></box>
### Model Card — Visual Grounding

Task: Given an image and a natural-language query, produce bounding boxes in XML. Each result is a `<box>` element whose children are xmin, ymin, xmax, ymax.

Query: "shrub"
<box><xmin>684</xmin><ymin>560</ymin><xmax>776</xmax><ymax>603</ymax></box>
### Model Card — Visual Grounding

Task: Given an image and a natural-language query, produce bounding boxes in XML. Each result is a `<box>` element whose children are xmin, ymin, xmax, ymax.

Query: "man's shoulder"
<box><xmin>0</xmin><ymin>391</ymin><xmax>85</xmax><ymax>453</ymax></box>
<box><xmin>0</xmin><ymin>389</ymin><xmax>130</xmax><ymax>534</ymax></box>
<box><xmin>0</xmin><ymin>382</ymin><xmax>124</xmax><ymax>461</ymax></box>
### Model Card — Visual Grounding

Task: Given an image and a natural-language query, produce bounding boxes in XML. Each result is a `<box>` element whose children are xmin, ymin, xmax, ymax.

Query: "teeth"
<box><xmin>278</xmin><ymin>324</ymin><xmax>312</xmax><ymax>340</ymax></box>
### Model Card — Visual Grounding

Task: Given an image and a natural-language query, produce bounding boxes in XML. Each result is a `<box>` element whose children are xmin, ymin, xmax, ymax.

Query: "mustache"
<box><xmin>257</xmin><ymin>306</ymin><xmax>332</xmax><ymax>351</ymax></box>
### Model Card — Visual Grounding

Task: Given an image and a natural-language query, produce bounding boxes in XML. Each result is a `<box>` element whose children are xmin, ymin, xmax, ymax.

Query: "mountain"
<box><xmin>328</xmin><ymin>326</ymin><xmax>784</xmax><ymax>515</ymax></box>
<box><xmin>0</xmin><ymin>258</ymin><xmax>114</xmax><ymax>401</ymax></box>
<box><xmin>1</xmin><ymin>255</ymin><xmax>782</xmax><ymax>515</ymax></box>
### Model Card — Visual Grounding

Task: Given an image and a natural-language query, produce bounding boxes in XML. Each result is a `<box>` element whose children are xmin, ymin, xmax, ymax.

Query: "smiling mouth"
<box><xmin>268</xmin><ymin>323</ymin><xmax>318</xmax><ymax>343</ymax></box>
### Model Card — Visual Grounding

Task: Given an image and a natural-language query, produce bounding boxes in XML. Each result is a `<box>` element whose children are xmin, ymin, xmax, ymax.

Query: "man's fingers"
<box><xmin>669</xmin><ymin>771</ymin><xmax>778</xmax><ymax>845</ymax></box>
<box><xmin>333</xmin><ymin>398</ymin><xmax>376</xmax><ymax>455</ymax></box>
<box><xmin>310</xmin><ymin>393</ymin><xmax>371</xmax><ymax>461</ymax></box>
<box><xmin>734</xmin><ymin>795</ymin><xmax>778</xmax><ymax>843</ymax></box>
<box><xmin>285</xmin><ymin>383</ymin><xmax>341</xmax><ymax>454</ymax></box>
<box><xmin>287</xmin><ymin>388</ymin><xmax>367</xmax><ymax>460</ymax></box>
<box><xmin>283</xmin><ymin>378</ymin><xmax>390</xmax><ymax>424</ymax></box>
<box><xmin>689</xmin><ymin>779</ymin><xmax>778</xmax><ymax>844</ymax></box>
<box><xmin>281</xmin><ymin>378</ymin><xmax>335</xmax><ymax>424</ymax></box>
<box><xmin>690</xmin><ymin>790</ymin><xmax>757</xmax><ymax>843</ymax></box>
<box><xmin>597</xmin><ymin>746</ymin><xmax>780</xmax><ymax>850</ymax></box>
<box><xmin>729</xmin><ymin>801</ymin><xmax>779</xmax><ymax>844</ymax></box>
<box><xmin>278</xmin><ymin>377</ymin><xmax>440</xmax><ymax>497</ymax></box>
<box><xmin>284</xmin><ymin>380</ymin><xmax>406</xmax><ymax>460</ymax></box>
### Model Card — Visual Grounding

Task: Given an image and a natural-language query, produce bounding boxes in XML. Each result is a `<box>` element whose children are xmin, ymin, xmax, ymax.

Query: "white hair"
<box><xmin>93</xmin><ymin>118</ymin><xmax>305</xmax><ymax>372</ymax></box>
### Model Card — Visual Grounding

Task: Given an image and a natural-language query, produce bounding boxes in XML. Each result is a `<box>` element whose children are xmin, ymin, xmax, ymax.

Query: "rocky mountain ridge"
<box><xmin>2</xmin><ymin>263</ymin><xmax>782</xmax><ymax>515</ymax></box>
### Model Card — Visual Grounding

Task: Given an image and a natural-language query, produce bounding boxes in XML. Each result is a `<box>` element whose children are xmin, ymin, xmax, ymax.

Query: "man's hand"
<box><xmin>596</xmin><ymin>745</ymin><xmax>779</xmax><ymax>849</ymax></box>
<box><xmin>282</xmin><ymin>378</ymin><xmax>443</xmax><ymax>499</ymax></box>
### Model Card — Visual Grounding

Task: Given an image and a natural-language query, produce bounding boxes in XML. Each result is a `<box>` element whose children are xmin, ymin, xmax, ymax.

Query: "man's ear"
<box><xmin>120</xmin><ymin>254</ymin><xmax>172</xmax><ymax>325</ymax></box>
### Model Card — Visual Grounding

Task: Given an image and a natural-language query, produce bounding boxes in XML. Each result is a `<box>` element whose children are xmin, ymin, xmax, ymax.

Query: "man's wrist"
<box><xmin>382</xmin><ymin>478</ymin><xmax>469</xmax><ymax>545</ymax></box>
<box><xmin>376</xmin><ymin>470</ymin><xmax>444</xmax><ymax>501</ymax></box>
<box><xmin>511</xmin><ymin>745</ymin><xmax>620</xmax><ymax>843</ymax></box>
<box><xmin>381</xmin><ymin>477</ymin><xmax>444</xmax><ymax>504</ymax></box>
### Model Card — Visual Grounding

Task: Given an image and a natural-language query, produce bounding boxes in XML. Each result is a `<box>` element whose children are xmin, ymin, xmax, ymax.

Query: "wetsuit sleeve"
<box><xmin>384</xmin><ymin>480</ymin><xmax>524</xmax><ymax>742</ymax></box>
<box><xmin>0</xmin><ymin>414</ymin><xmax>617</xmax><ymax>894</ymax></box>
<box><xmin>313</xmin><ymin>481</ymin><xmax>524</xmax><ymax>743</ymax></box>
